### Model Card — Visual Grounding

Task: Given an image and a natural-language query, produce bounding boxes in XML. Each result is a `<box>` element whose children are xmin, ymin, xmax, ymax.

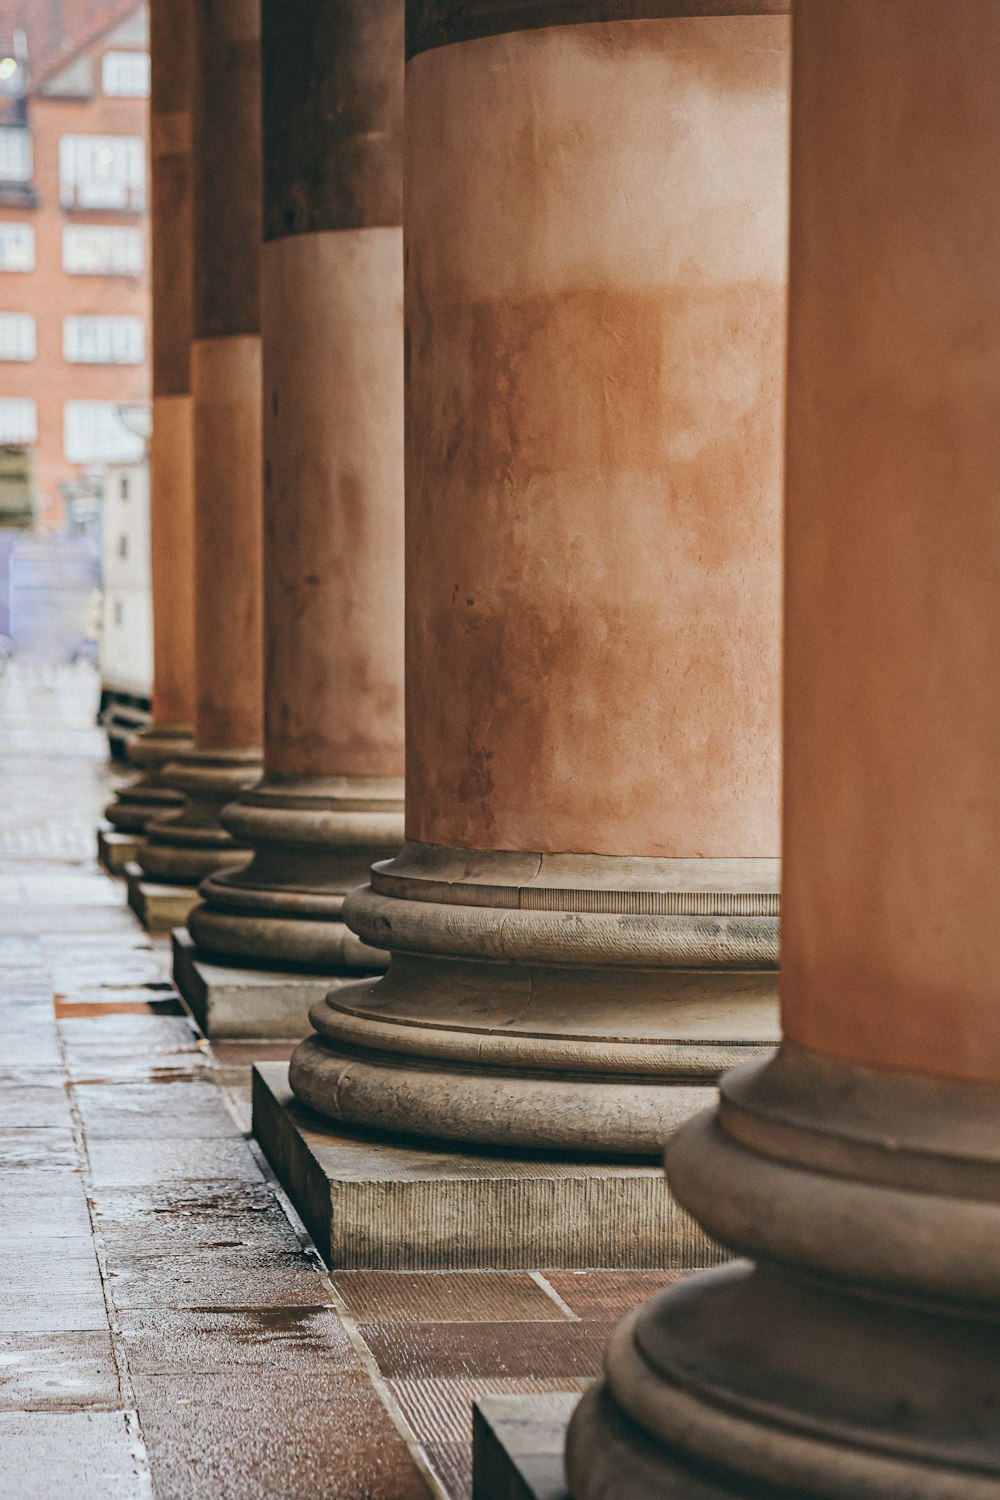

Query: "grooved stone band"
<box><xmin>407</xmin><ymin>0</ymin><xmax>791</xmax><ymax>57</ymax></box>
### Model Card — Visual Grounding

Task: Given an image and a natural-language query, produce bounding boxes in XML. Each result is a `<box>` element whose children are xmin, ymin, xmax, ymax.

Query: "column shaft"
<box><xmin>567</xmin><ymin>4</ymin><xmax>1000</xmax><ymax>1492</ymax></box>
<box><xmin>139</xmin><ymin>0</ymin><xmax>264</xmax><ymax>885</ymax></box>
<box><xmin>290</xmin><ymin>3</ymin><xmax>789</xmax><ymax>1155</ymax></box>
<box><xmin>104</xmin><ymin>0</ymin><xmax>196</xmax><ymax>834</ymax></box>
<box><xmin>187</xmin><ymin>0</ymin><xmax>406</xmax><ymax>976</ymax></box>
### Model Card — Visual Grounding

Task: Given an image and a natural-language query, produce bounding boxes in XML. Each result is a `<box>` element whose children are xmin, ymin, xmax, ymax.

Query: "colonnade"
<box><xmin>100</xmin><ymin>1</ymin><xmax>1000</xmax><ymax>1494</ymax></box>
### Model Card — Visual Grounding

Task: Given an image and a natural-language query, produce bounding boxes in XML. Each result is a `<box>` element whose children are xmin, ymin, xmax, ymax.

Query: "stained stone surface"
<box><xmin>0</xmin><ymin>664</ymin><xmax>699</xmax><ymax>1498</ymax></box>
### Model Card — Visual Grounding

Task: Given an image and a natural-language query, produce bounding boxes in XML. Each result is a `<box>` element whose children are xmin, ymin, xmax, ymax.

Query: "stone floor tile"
<box><xmin>108</xmin><ymin>1246</ymin><xmax>326</xmax><ymax>1311</ymax></box>
<box><xmin>73</xmin><ymin>1080</ymin><xmax>236</xmax><ymax>1140</ymax></box>
<box><xmin>117</xmin><ymin>1306</ymin><xmax>355</xmax><ymax>1374</ymax></box>
<box><xmin>0</xmin><ymin>1127</ymin><xmax>81</xmax><ymax>1171</ymax></box>
<box><xmin>544</xmin><ymin>1269</ymin><xmax>688</xmax><ymax>1320</ymax></box>
<box><xmin>0</xmin><ymin>1175</ymin><xmax>94</xmax><ymax>1241</ymax></box>
<box><xmin>0</xmin><ymin>1410</ymin><xmax>144</xmax><ymax>1498</ymax></box>
<box><xmin>132</xmin><ymin>1371</ymin><xmax>429</xmax><ymax>1500</ymax></box>
<box><xmin>86</xmin><ymin>1137</ymin><xmax>264</xmax><ymax>1188</ymax></box>
<box><xmin>0</xmin><ymin>1082</ymin><xmax>73</xmax><ymax>1129</ymax></box>
<box><xmin>334</xmin><ymin>1273</ymin><xmax>571</xmax><ymax>1326</ymax></box>
<box><xmin>91</xmin><ymin>1181</ymin><xmax>299</xmax><ymax>1257</ymax></box>
<box><xmin>360</xmin><ymin>1321</ymin><xmax>615</xmax><ymax>1382</ymax></box>
<box><xmin>0</xmin><ymin>1331</ymin><xmax>120</xmax><ymax>1411</ymax></box>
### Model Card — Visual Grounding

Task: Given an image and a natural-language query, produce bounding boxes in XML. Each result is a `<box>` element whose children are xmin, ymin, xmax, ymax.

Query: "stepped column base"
<box><xmin>566</xmin><ymin>1043</ymin><xmax>1000</xmax><ymax>1497</ymax></box>
<box><xmin>289</xmin><ymin>842</ymin><xmax>780</xmax><ymax>1159</ymax></box>
<box><xmin>187</xmin><ymin>775</ymin><xmax>403</xmax><ymax>971</ymax></box>
<box><xmin>137</xmin><ymin>746</ymin><xmax>261</xmax><ymax>885</ymax></box>
<box><xmin>103</xmin><ymin>723</ymin><xmax>194</xmax><ymax>834</ymax></box>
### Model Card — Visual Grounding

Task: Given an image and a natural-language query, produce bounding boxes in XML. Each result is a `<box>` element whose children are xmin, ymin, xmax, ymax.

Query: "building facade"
<box><xmin>0</xmin><ymin>1</ymin><xmax>149</xmax><ymax>532</ymax></box>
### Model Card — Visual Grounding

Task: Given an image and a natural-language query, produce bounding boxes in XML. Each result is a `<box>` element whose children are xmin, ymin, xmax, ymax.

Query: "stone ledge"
<box><xmin>172</xmin><ymin>928</ymin><xmax>346</xmax><ymax>1040</ymax></box>
<box><xmin>124</xmin><ymin>862</ymin><xmax>199</xmax><ymax>934</ymax></box>
<box><xmin>473</xmin><ymin>1392</ymin><xmax>577</xmax><ymax>1500</ymax></box>
<box><xmin>97</xmin><ymin>825</ymin><xmax>140</xmax><ymax>875</ymax></box>
<box><xmin>252</xmin><ymin>1062</ymin><xmax>726</xmax><ymax>1271</ymax></box>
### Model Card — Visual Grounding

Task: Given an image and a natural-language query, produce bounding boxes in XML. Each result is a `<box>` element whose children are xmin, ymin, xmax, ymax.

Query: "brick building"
<box><xmin>0</xmin><ymin>0</ymin><xmax>149</xmax><ymax>532</ymax></box>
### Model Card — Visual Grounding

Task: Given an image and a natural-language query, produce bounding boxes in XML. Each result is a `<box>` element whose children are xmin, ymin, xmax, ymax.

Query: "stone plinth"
<box><xmin>172</xmin><ymin>929</ymin><xmax>353</xmax><ymax>1041</ymax></box>
<box><xmin>253</xmin><ymin>1064</ymin><xmax>724</xmax><ymax>1272</ymax></box>
<box><xmin>473</xmin><ymin>1394</ymin><xmax>577</xmax><ymax>1500</ymax></box>
<box><xmin>97</xmin><ymin>826</ymin><xmax>139</xmax><ymax>876</ymax></box>
<box><xmin>125</xmin><ymin>864</ymin><xmax>198</xmax><ymax>935</ymax></box>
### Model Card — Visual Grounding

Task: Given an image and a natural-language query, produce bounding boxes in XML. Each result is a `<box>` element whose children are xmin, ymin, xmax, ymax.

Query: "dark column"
<box><xmin>139</xmin><ymin>0</ymin><xmax>264</xmax><ymax>888</ymax></box>
<box><xmin>186</xmin><ymin>0</ymin><xmax>406</xmax><ymax>977</ymax></box>
<box><xmin>289</xmin><ymin>2</ymin><xmax>789</xmax><ymax>1155</ymax></box>
<box><xmin>566</xmin><ymin>3</ymin><xmax>1000</xmax><ymax>1492</ymax></box>
<box><xmin>103</xmin><ymin>0</ymin><xmax>196</xmax><ymax>836</ymax></box>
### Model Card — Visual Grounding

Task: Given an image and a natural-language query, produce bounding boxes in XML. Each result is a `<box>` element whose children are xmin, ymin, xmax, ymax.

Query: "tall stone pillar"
<box><xmin>290</xmin><ymin>2</ymin><xmax>789</xmax><ymax>1155</ymax></box>
<box><xmin>566</xmin><ymin>4</ymin><xmax>1000</xmax><ymax>1493</ymax></box>
<box><xmin>138</xmin><ymin>0</ymin><xmax>264</xmax><ymax>889</ymax></box>
<box><xmin>185</xmin><ymin>0</ymin><xmax>405</xmax><ymax>979</ymax></box>
<box><xmin>103</xmin><ymin>0</ymin><xmax>196</xmax><ymax>838</ymax></box>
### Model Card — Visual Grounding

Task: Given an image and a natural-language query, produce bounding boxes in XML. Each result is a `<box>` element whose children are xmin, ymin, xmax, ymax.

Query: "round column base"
<box><xmin>289</xmin><ymin>841</ymin><xmax>780</xmax><ymax>1158</ymax></box>
<box><xmin>137</xmin><ymin>745</ymin><xmax>261</xmax><ymax>885</ymax></box>
<box><xmin>103</xmin><ymin>723</ymin><xmax>193</xmax><ymax>834</ymax></box>
<box><xmin>565</xmin><ymin>1045</ymin><xmax>1000</xmax><ymax>1497</ymax></box>
<box><xmin>187</xmin><ymin>775</ymin><xmax>403</xmax><ymax>970</ymax></box>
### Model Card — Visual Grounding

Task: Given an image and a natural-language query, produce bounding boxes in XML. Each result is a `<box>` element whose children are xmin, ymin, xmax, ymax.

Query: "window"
<box><xmin>102</xmin><ymin>51</ymin><xmax>149</xmax><ymax>97</ymax></box>
<box><xmin>0</xmin><ymin>224</ymin><xmax>34</xmax><ymax>271</ymax></box>
<box><xmin>63</xmin><ymin>225</ymin><xmax>143</xmax><ymax>276</ymax></box>
<box><xmin>0</xmin><ymin>397</ymin><xmax>36</xmax><ymax>443</ymax></box>
<box><xmin>0</xmin><ymin>312</ymin><xmax>34</xmax><ymax>361</ymax></box>
<box><xmin>64</xmin><ymin>401</ymin><xmax>144</xmax><ymax>463</ymax></box>
<box><xmin>0</xmin><ymin>127</ymin><xmax>32</xmax><ymax>184</ymax></box>
<box><xmin>64</xmin><ymin>315</ymin><xmax>143</xmax><ymax>365</ymax></box>
<box><xmin>59</xmin><ymin>135</ymin><xmax>145</xmax><ymax>211</ymax></box>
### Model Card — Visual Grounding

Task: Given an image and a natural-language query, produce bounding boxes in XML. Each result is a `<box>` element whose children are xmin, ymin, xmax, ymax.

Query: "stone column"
<box><xmin>186</xmin><ymin>0</ymin><xmax>405</xmax><ymax>975</ymax></box>
<box><xmin>566</xmin><ymin>3</ymin><xmax>1000</xmax><ymax>1492</ymax></box>
<box><xmin>290</xmin><ymin>2</ymin><xmax>789</xmax><ymax>1156</ymax></box>
<box><xmin>138</xmin><ymin>0</ymin><xmax>264</xmax><ymax>888</ymax></box>
<box><xmin>103</xmin><ymin>0</ymin><xmax>196</xmax><ymax>837</ymax></box>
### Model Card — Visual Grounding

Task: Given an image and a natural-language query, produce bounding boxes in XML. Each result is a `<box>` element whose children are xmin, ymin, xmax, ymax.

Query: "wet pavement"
<box><xmin>0</xmin><ymin>665</ymin><xmax>687</xmax><ymax>1499</ymax></box>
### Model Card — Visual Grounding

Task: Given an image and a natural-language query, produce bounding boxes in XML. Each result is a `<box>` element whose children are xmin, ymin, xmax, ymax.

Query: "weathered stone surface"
<box><xmin>254</xmin><ymin>1064</ymin><xmax>722</xmax><ymax>1271</ymax></box>
<box><xmin>125</xmin><ymin>864</ymin><xmax>198</xmax><ymax>935</ymax></box>
<box><xmin>97</xmin><ymin>828</ymin><xmax>140</xmax><ymax>876</ymax></box>
<box><xmin>172</xmin><ymin>928</ymin><xmax>350</xmax><ymax>1040</ymax></box>
<box><xmin>473</xmin><ymin>1393</ymin><xmax>577</xmax><ymax>1500</ymax></box>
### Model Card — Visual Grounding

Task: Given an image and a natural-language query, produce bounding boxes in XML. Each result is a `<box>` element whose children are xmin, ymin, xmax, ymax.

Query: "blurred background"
<box><xmin>0</xmin><ymin>0</ymin><xmax>151</xmax><ymax>750</ymax></box>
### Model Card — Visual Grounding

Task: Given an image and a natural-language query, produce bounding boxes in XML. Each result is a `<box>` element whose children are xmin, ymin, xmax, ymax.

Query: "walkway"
<box><xmin>0</xmin><ymin>666</ymin><xmax>681</xmax><ymax>1499</ymax></box>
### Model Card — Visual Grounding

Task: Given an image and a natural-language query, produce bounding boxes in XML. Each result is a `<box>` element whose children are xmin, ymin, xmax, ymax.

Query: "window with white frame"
<box><xmin>59</xmin><ymin>135</ymin><xmax>145</xmax><ymax>211</ymax></box>
<box><xmin>64</xmin><ymin>315</ymin><xmax>143</xmax><ymax>365</ymax></box>
<box><xmin>0</xmin><ymin>127</ymin><xmax>32</xmax><ymax>184</ymax></box>
<box><xmin>0</xmin><ymin>224</ymin><xmax>34</xmax><ymax>272</ymax></box>
<box><xmin>63</xmin><ymin>225</ymin><xmax>142</xmax><ymax>276</ymax></box>
<box><xmin>64</xmin><ymin>401</ymin><xmax>144</xmax><ymax>463</ymax></box>
<box><xmin>101</xmin><ymin>50</ymin><xmax>150</xmax><ymax>97</ymax></box>
<box><xmin>0</xmin><ymin>312</ymin><xmax>35</xmax><ymax>361</ymax></box>
<box><xmin>0</xmin><ymin>397</ymin><xmax>36</xmax><ymax>444</ymax></box>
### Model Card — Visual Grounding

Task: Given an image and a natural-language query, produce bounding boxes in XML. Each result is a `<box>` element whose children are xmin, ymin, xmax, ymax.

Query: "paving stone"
<box><xmin>87</xmin><ymin>1137</ymin><xmax>264</xmax><ymax>1189</ymax></box>
<box><xmin>334</xmin><ymin>1273</ymin><xmax>570</xmax><ymax>1326</ymax></box>
<box><xmin>73</xmin><ymin>1080</ymin><xmax>236</xmax><ymax>1140</ymax></box>
<box><xmin>0</xmin><ymin>1082</ymin><xmax>73</xmax><ymax>1129</ymax></box>
<box><xmin>360</xmin><ymin>1321</ymin><xmax>615</xmax><ymax>1382</ymax></box>
<box><xmin>544</xmin><ymin>1269</ymin><xmax>688</xmax><ymax>1320</ymax></box>
<box><xmin>0</xmin><ymin>1127</ymin><xmax>80</xmax><ymax>1171</ymax></box>
<box><xmin>0</xmin><ymin>1411</ymin><xmax>145</xmax><ymax>1499</ymax></box>
<box><xmin>108</xmin><ymin>1246</ymin><xmax>325</xmax><ymax>1311</ymax></box>
<box><xmin>92</xmin><ymin>1181</ymin><xmax>300</xmax><ymax>1258</ymax></box>
<box><xmin>0</xmin><ymin>1174</ymin><xmax>94</xmax><ymax>1241</ymax></box>
<box><xmin>132</xmin><ymin>1371</ymin><xmax>429</xmax><ymax>1500</ymax></box>
<box><xmin>0</xmin><ymin>1332</ymin><xmax>120</xmax><ymax>1411</ymax></box>
<box><xmin>117</xmin><ymin>1306</ymin><xmax>355</xmax><ymax>1374</ymax></box>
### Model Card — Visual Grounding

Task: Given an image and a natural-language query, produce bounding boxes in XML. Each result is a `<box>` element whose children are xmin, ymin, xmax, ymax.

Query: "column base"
<box><xmin>172</xmin><ymin>928</ymin><xmax>355</xmax><ymax>1040</ymax></box>
<box><xmin>473</xmin><ymin>1393</ymin><xmax>578</xmax><ymax>1500</ymax></box>
<box><xmin>565</xmin><ymin>1044</ymin><xmax>1000</xmax><ymax>1499</ymax></box>
<box><xmin>97</xmin><ymin>825</ymin><xmax>139</xmax><ymax>875</ymax></box>
<box><xmin>102</xmin><ymin>723</ymin><xmax>193</xmax><ymax>834</ymax></box>
<box><xmin>290</xmin><ymin>842</ymin><xmax>780</xmax><ymax>1158</ymax></box>
<box><xmin>187</xmin><ymin>774</ymin><xmax>402</xmax><ymax>971</ymax></box>
<box><xmin>137</xmin><ymin>745</ymin><xmax>261</xmax><ymax>885</ymax></box>
<box><xmin>253</xmin><ymin>1062</ymin><xmax>724</xmax><ymax>1271</ymax></box>
<box><xmin>125</xmin><ymin>863</ymin><xmax>199</xmax><ymax>934</ymax></box>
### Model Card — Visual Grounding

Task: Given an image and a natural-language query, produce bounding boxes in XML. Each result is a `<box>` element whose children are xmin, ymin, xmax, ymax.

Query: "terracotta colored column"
<box><xmin>290</xmin><ymin>2</ymin><xmax>789</xmax><ymax>1156</ymax></box>
<box><xmin>185</xmin><ymin>0</ymin><xmax>405</xmax><ymax>973</ymax></box>
<box><xmin>103</xmin><ymin>0</ymin><xmax>196</xmax><ymax>834</ymax></box>
<box><xmin>567</xmin><ymin>4</ymin><xmax>1000</xmax><ymax>1493</ymax></box>
<box><xmin>139</xmin><ymin>0</ymin><xmax>264</xmax><ymax>887</ymax></box>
